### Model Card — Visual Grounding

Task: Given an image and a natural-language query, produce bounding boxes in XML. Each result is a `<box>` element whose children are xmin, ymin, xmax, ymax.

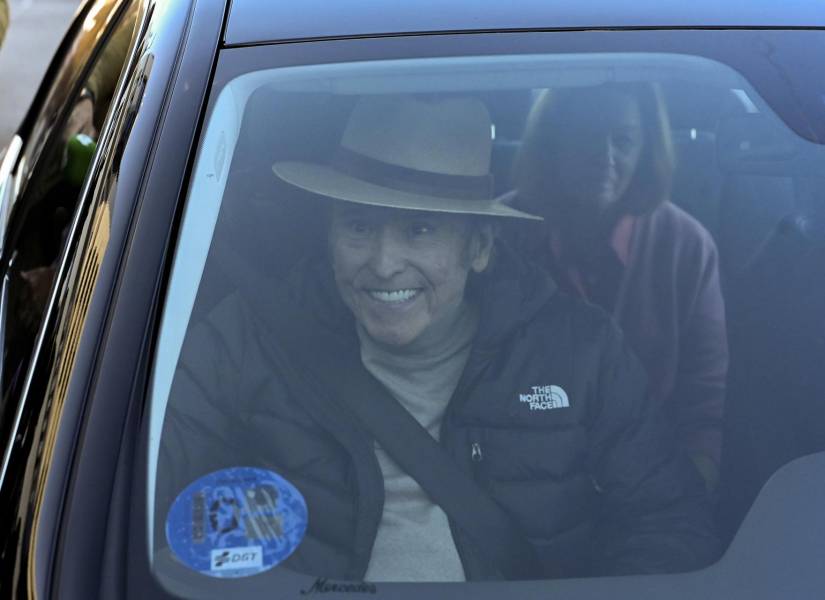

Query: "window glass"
<box><xmin>147</xmin><ymin>49</ymin><xmax>825</xmax><ymax>592</ymax></box>
<box><xmin>1</xmin><ymin>2</ymin><xmax>137</xmax><ymax>415</ymax></box>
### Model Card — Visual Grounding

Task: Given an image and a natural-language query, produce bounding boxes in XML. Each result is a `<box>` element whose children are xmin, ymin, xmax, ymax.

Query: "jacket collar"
<box><xmin>471</xmin><ymin>241</ymin><xmax>559</xmax><ymax>348</ymax></box>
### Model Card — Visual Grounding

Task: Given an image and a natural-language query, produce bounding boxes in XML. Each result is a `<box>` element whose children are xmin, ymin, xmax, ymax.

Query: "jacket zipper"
<box><xmin>471</xmin><ymin>442</ymin><xmax>483</xmax><ymax>463</ymax></box>
<box><xmin>441</xmin><ymin>348</ymin><xmax>495</xmax><ymax>579</ymax></box>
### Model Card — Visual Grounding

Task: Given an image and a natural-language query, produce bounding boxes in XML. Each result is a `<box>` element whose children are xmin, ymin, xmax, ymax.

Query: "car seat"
<box><xmin>718</xmin><ymin>176</ymin><xmax>825</xmax><ymax>542</ymax></box>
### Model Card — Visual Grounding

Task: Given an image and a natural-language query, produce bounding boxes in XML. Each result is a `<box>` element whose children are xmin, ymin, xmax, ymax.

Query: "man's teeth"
<box><xmin>368</xmin><ymin>289</ymin><xmax>418</xmax><ymax>303</ymax></box>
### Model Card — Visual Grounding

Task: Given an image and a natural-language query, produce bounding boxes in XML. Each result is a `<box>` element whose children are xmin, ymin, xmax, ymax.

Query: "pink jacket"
<box><xmin>542</xmin><ymin>202</ymin><xmax>728</xmax><ymax>473</ymax></box>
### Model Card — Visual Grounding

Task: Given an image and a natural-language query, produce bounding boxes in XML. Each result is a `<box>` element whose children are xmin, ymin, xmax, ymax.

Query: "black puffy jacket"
<box><xmin>157</xmin><ymin>244</ymin><xmax>718</xmax><ymax>580</ymax></box>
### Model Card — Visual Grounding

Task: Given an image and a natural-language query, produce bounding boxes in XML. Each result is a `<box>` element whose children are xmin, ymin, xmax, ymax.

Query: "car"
<box><xmin>1</xmin><ymin>0</ymin><xmax>825</xmax><ymax>597</ymax></box>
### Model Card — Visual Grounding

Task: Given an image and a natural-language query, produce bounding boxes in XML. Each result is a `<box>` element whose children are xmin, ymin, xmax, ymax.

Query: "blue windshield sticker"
<box><xmin>166</xmin><ymin>467</ymin><xmax>308</xmax><ymax>578</ymax></box>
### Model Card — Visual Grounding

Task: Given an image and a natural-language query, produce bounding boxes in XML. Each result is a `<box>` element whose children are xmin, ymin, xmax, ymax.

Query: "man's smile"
<box><xmin>365</xmin><ymin>288</ymin><xmax>422</xmax><ymax>304</ymax></box>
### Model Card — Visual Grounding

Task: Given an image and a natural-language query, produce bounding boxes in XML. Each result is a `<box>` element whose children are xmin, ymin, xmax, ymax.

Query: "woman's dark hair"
<box><xmin>513</xmin><ymin>83</ymin><xmax>675</xmax><ymax>217</ymax></box>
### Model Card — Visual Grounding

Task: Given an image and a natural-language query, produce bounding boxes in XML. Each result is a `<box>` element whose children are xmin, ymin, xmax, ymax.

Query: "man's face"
<box><xmin>329</xmin><ymin>204</ymin><xmax>492</xmax><ymax>348</ymax></box>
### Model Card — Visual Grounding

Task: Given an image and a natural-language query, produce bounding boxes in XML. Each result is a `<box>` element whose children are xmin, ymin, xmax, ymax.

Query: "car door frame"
<box><xmin>25</xmin><ymin>0</ymin><xmax>228</xmax><ymax>597</ymax></box>
<box><xmin>0</xmin><ymin>0</ymin><xmax>159</xmax><ymax>597</ymax></box>
<box><xmin>0</xmin><ymin>0</ymin><xmax>129</xmax><ymax>442</ymax></box>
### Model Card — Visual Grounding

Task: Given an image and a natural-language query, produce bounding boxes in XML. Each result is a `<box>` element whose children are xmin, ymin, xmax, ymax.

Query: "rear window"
<box><xmin>141</xmin><ymin>31</ymin><xmax>825</xmax><ymax>598</ymax></box>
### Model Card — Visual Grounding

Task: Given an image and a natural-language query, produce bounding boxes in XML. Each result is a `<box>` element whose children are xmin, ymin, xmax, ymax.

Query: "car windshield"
<box><xmin>142</xmin><ymin>37</ymin><xmax>825</xmax><ymax>597</ymax></box>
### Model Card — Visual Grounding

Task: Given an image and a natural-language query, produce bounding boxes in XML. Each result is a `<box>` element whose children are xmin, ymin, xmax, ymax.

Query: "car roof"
<box><xmin>225</xmin><ymin>0</ymin><xmax>825</xmax><ymax>46</ymax></box>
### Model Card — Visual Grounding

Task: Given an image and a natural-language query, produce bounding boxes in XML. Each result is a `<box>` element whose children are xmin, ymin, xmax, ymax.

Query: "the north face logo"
<box><xmin>519</xmin><ymin>385</ymin><xmax>570</xmax><ymax>411</ymax></box>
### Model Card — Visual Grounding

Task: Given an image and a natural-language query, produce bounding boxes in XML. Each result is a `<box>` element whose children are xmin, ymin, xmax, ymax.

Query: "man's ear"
<box><xmin>469</xmin><ymin>223</ymin><xmax>496</xmax><ymax>273</ymax></box>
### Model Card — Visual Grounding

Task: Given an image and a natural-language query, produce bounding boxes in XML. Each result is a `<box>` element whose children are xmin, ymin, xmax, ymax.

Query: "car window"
<box><xmin>0</xmin><ymin>1</ymin><xmax>138</xmax><ymax>408</ymax></box>
<box><xmin>143</xmin><ymin>42</ymin><xmax>825</xmax><ymax>595</ymax></box>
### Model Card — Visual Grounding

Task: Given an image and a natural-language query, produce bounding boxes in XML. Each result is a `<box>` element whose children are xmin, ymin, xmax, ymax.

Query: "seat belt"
<box><xmin>331</xmin><ymin>363</ymin><xmax>545</xmax><ymax>580</ymax></box>
<box><xmin>256</xmin><ymin>294</ymin><xmax>543</xmax><ymax>580</ymax></box>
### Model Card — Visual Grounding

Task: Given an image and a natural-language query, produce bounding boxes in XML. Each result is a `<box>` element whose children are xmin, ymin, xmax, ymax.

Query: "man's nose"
<box><xmin>369</xmin><ymin>226</ymin><xmax>407</xmax><ymax>278</ymax></box>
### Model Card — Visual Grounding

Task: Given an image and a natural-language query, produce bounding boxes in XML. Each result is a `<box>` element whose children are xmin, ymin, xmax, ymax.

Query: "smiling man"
<box><xmin>158</xmin><ymin>94</ymin><xmax>718</xmax><ymax>582</ymax></box>
<box><xmin>328</xmin><ymin>205</ymin><xmax>493</xmax><ymax>348</ymax></box>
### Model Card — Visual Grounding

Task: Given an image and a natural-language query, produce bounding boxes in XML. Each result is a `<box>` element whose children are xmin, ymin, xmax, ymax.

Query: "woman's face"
<box><xmin>550</xmin><ymin>89</ymin><xmax>644</xmax><ymax>224</ymax></box>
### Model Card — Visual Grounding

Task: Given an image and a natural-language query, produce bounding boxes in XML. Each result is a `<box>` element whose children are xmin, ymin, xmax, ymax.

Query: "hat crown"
<box><xmin>340</xmin><ymin>95</ymin><xmax>493</xmax><ymax>177</ymax></box>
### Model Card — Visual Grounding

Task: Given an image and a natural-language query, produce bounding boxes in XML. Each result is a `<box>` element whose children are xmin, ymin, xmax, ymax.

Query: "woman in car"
<box><xmin>512</xmin><ymin>84</ymin><xmax>728</xmax><ymax>489</ymax></box>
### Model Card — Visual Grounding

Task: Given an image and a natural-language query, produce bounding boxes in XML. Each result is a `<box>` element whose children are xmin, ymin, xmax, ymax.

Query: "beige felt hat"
<box><xmin>272</xmin><ymin>95</ymin><xmax>541</xmax><ymax>220</ymax></box>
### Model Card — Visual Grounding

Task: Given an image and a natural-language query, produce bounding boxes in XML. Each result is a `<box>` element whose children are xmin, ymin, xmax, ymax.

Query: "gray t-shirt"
<box><xmin>359</xmin><ymin>303</ymin><xmax>478</xmax><ymax>582</ymax></box>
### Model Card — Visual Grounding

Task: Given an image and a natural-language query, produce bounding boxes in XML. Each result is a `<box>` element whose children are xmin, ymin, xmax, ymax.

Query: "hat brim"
<box><xmin>272</xmin><ymin>161</ymin><xmax>542</xmax><ymax>221</ymax></box>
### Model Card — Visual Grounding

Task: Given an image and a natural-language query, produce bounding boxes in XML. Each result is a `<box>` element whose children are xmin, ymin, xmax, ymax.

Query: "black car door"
<box><xmin>0</xmin><ymin>0</ymin><xmax>148</xmax><ymax>596</ymax></box>
<box><xmin>0</xmin><ymin>0</ymin><xmax>136</xmax><ymax>448</ymax></box>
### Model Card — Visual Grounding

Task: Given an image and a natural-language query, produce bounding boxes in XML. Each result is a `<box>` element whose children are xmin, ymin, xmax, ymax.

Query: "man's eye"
<box><xmin>408</xmin><ymin>222</ymin><xmax>435</xmax><ymax>237</ymax></box>
<box><xmin>346</xmin><ymin>220</ymin><xmax>373</xmax><ymax>235</ymax></box>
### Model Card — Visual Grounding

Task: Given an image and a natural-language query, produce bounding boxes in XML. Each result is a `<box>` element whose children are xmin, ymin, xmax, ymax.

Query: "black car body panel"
<box><xmin>225</xmin><ymin>0</ymin><xmax>825</xmax><ymax>46</ymax></box>
<box><xmin>0</xmin><ymin>0</ymin><xmax>225</xmax><ymax>597</ymax></box>
<box><xmin>53</xmin><ymin>0</ymin><xmax>228</xmax><ymax>596</ymax></box>
<box><xmin>0</xmin><ymin>0</ymin><xmax>138</xmax><ymax>594</ymax></box>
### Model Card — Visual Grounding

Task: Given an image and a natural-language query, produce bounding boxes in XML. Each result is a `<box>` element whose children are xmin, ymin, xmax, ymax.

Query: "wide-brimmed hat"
<box><xmin>272</xmin><ymin>95</ymin><xmax>541</xmax><ymax>220</ymax></box>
